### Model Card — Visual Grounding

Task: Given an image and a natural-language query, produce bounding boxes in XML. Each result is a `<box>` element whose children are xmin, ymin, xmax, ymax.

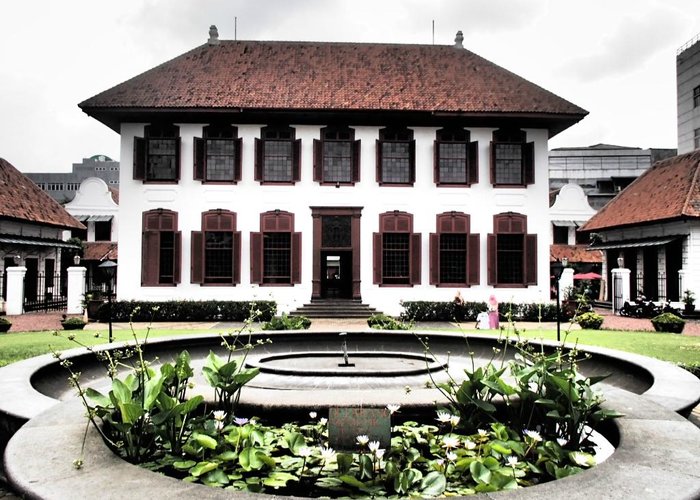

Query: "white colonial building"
<box><xmin>79</xmin><ymin>29</ymin><xmax>586</xmax><ymax>315</ymax></box>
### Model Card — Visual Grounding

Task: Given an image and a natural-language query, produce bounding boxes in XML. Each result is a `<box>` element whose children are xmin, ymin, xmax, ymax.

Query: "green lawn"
<box><xmin>0</xmin><ymin>325</ymin><xmax>698</xmax><ymax>369</ymax></box>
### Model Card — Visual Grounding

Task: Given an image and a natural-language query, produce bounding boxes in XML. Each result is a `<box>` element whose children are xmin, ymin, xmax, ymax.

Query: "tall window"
<box><xmin>490</xmin><ymin>129</ymin><xmax>534</xmax><ymax>186</ymax></box>
<box><xmin>694</xmin><ymin>128</ymin><xmax>700</xmax><ymax>150</ymax></box>
<box><xmin>487</xmin><ymin>212</ymin><xmax>537</xmax><ymax>286</ymax></box>
<box><xmin>133</xmin><ymin>124</ymin><xmax>180</xmax><ymax>182</ymax></box>
<box><xmin>250</xmin><ymin>211</ymin><xmax>301</xmax><ymax>285</ymax></box>
<box><xmin>552</xmin><ymin>224</ymin><xmax>569</xmax><ymax>245</ymax></box>
<box><xmin>254</xmin><ymin>126</ymin><xmax>301</xmax><ymax>184</ymax></box>
<box><xmin>694</xmin><ymin>85</ymin><xmax>700</xmax><ymax>108</ymax></box>
<box><xmin>94</xmin><ymin>220</ymin><xmax>112</xmax><ymax>241</ymax></box>
<box><xmin>429</xmin><ymin>212</ymin><xmax>480</xmax><ymax>286</ymax></box>
<box><xmin>142</xmin><ymin>209</ymin><xmax>181</xmax><ymax>286</ymax></box>
<box><xmin>191</xmin><ymin>210</ymin><xmax>241</xmax><ymax>285</ymax></box>
<box><xmin>313</xmin><ymin>126</ymin><xmax>360</xmax><ymax>184</ymax></box>
<box><xmin>373</xmin><ymin>212</ymin><xmax>421</xmax><ymax>286</ymax></box>
<box><xmin>434</xmin><ymin>128</ymin><xmax>479</xmax><ymax>186</ymax></box>
<box><xmin>376</xmin><ymin>128</ymin><xmax>415</xmax><ymax>185</ymax></box>
<box><xmin>194</xmin><ymin>125</ymin><xmax>242</xmax><ymax>183</ymax></box>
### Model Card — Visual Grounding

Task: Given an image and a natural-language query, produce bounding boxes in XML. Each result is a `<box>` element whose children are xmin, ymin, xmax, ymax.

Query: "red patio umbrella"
<box><xmin>573</xmin><ymin>272</ymin><xmax>602</xmax><ymax>280</ymax></box>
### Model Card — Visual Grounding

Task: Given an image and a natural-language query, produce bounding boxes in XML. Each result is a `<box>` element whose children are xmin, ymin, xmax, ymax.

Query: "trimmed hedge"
<box><xmin>96</xmin><ymin>300</ymin><xmax>276</xmax><ymax>323</ymax></box>
<box><xmin>576</xmin><ymin>312</ymin><xmax>604</xmax><ymax>330</ymax></box>
<box><xmin>262</xmin><ymin>314</ymin><xmax>311</xmax><ymax>330</ymax></box>
<box><xmin>400</xmin><ymin>301</ymin><xmax>560</xmax><ymax>322</ymax></box>
<box><xmin>367</xmin><ymin>313</ymin><xmax>412</xmax><ymax>330</ymax></box>
<box><xmin>650</xmin><ymin>312</ymin><xmax>685</xmax><ymax>334</ymax></box>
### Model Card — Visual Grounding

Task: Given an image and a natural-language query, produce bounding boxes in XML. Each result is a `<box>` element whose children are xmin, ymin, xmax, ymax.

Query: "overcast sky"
<box><xmin>1</xmin><ymin>0</ymin><xmax>698</xmax><ymax>172</ymax></box>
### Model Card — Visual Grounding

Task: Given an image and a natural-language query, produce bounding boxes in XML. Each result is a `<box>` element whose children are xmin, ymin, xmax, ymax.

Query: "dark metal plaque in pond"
<box><xmin>328</xmin><ymin>407</ymin><xmax>391</xmax><ymax>450</ymax></box>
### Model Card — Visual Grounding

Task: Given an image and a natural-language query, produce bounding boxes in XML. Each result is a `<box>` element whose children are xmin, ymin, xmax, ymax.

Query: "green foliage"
<box><xmin>576</xmin><ymin>312</ymin><xmax>604</xmax><ymax>330</ymax></box>
<box><xmin>682</xmin><ymin>289</ymin><xmax>695</xmax><ymax>306</ymax></box>
<box><xmin>651</xmin><ymin>312</ymin><xmax>685</xmax><ymax>333</ymax></box>
<box><xmin>61</xmin><ymin>317</ymin><xmax>87</xmax><ymax>330</ymax></box>
<box><xmin>96</xmin><ymin>300</ymin><xmax>276</xmax><ymax>322</ymax></box>
<box><xmin>367</xmin><ymin>314</ymin><xmax>412</xmax><ymax>330</ymax></box>
<box><xmin>0</xmin><ymin>316</ymin><xmax>11</xmax><ymax>333</ymax></box>
<box><xmin>400</xmin><ymin>301</ymin><xmax>559</xmax><ymax>322</ymax></box>
<box><xmin>261</xmin><ymin>314</ymin><xmax>311</xmax><ymax>330</ymax></box>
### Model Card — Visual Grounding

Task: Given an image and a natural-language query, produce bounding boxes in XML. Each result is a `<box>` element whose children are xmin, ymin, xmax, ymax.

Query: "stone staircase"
<box><xmin>289</xmin><ymin>299</ymin><xmax>380</xmax><ymax>318</ymax></box>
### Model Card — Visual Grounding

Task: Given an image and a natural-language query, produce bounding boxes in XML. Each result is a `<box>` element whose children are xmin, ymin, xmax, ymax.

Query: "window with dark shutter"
<box><xmin>135</xmin><ymin>124</ymin><xmax>180</xmax><ymax>183</ymax></box>
<box><xmin>256</xmin><ymin>126</ymin><xmax>300</xmax><ymax>184</ymax></box>
<box><xmin>490</xmin><ymin>129</ymin><xmax>533</xmax><ymax>187</ymax></box>
<box><xmin>434</xmin><ymin>128</ymin><xmax>478</xmax><ymax>186</ymax></box>
<box><xmin>253</xmin><ymin>211</ymin><xmax>300</xmax><ymax>285</ymax></box>
<box><xmin>192</xmin><ymin>210</ymin><xmax>241</xmax><ymax>285</ymax></box>
<box><xmin>487</xmin><ymin>212</ymin><xmax>536</xmax><ymax>287</ymax></box>
<box><xmin>373</xmin><ymin>212</ymin><xmax>420</xmax><ymax>286</ymax></box>
<box><xmin>377</xmin><ymin>128</ymin><xmax>415</xmax><ymax>185</ymax></box>
<box><xmin>142</xmin><ymin>209</ymin><xmax>180</xmax><ymax>286</ymax></box>
<box><xmin>194</xmin><ymin>125</ymin><xmax>241</xmax><ymax>183</ymax></box>
<box><xmin>429</xmin><ymin>212</ymin><xmax>480</xmax><ymax>286</ymax></box>
<box><xmin>314</xmin><ymin>126</ymin><xmax>360</xmax><ymax>185</ymax></box>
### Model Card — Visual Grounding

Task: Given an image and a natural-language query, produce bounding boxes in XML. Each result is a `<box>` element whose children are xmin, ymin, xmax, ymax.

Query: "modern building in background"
<box><xmin>78</xmin><ymin>28</ymin><xmax>587</xmax><ymax>316</ymax></box>
<box><xmin>677</xmin><ymin>33</ymin><xmax>700</xmax><ymax>154</ymax></box>
<box><xmin>549</xmin><ymin>144</ymin><xmax>676</xmax><ymax>210</ymax></box>
<box><xmin>24</xmin><ymin>155</ymin><xmax>119</xmax><ymax>204</ymax></box>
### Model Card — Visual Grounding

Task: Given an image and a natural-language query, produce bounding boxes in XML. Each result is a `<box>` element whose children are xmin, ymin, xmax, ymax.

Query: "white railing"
<box><xmin>678</xmin><ymin>32</ymin><xmax>700</xmax><ymax>56</ymax></box>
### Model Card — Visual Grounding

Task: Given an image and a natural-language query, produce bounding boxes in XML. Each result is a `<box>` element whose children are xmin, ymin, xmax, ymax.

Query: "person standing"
<box><xmin>488</xmin><ymin>294</ymin><xmax>499</xmax><ymax>329</ymax></box>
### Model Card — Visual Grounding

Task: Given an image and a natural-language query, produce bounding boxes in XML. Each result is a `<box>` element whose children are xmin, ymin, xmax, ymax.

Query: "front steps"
<box><xmin>289</xmin><ymin>299</ymin><xmax>380</xmax><ymax>318</ymax></box>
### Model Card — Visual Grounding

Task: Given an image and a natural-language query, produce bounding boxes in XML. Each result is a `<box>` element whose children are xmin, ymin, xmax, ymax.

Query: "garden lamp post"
<box><xmin>98</xmin><ymin>260</ymin><xmax>117</xmax><ymax>343</ymax></box>
<box><xmin>553</xmin><ymin>257</ymin><xmax>568</xmax><ymax>343</ymax></box>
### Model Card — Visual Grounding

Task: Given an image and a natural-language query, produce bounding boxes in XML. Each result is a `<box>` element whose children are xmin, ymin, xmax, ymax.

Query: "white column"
<box><xmin>67</xmin><ymin>266</ymin><xmax>87</xmax><ymax>314</ymax></box>
<box><xmin>611</xmin><ymin>268</ymin><xmax>631</xmax><ymax>314</ymax></box>
<box><xmin>559</xmin><ymin>268</ymin><xmax>575</xmax><ymax>298</ymax></box>
<box><xmin>678</xmin><ymin>269</ymin><xmax>687</xmax><ymax>298</ymax></box>
<box><xmin>6</xmin><ymin>267</ymin><xmax>27</xmax><ymax>315</ymax></box>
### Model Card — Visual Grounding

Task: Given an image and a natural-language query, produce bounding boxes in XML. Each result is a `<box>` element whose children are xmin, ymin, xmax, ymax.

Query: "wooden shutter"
<box><xmin>487</xmin><ymin>233</ymin><xmax>497</xmax><ymax>285</ymax></box>
<box><xmin>193</xmin><ymin>137</ymin><xmax>205</xmax><ymax>180</ymax></box>
<box><xmin>467</xmin><ymin>233</ymin><xmax>480</xmax><ymax>286</ymax></box>
<box><xmin>233</xmin><ymin>137</ymin><xmax>243</xmax><ymax>182</ymax></box>
<box><xmin>174</xmin><ymin>137</ymin><xmax>182</xmax><ymax>181</ymax></box>
<box><xmin>525</xmin><ymin>234</ymin><xmax>538</xmax><ymax>285</ymax></box>
<box><xmin>352</xmin><ymin>140</ymin><xmax>361</xmax><ymax>182</ymax></box>
<box><xmin>233</xmin><ymin>231</ymin><xmax>241</xmax><ymax>284</ymax></box>
<box><xmin>292</xmin><ymin>138</ymin><xmax>302</xmax><ymax>182</ymax></box>
<box><xmin>410</xmin><ymin>233</ymin><xmax>421</xmax><ymax>285</ymax></box>
<box><xmin>468</xmin><ymin>141</ymin><xmax>479</xmax><ymax>185</ymax></box>
<box><xmin>141</xmin><ymin>230</ymin><xmax>159</xmax><ymax>285</ymax></box>
<box><xmin>523</xmin><ymin>141</ymin><xmax>535</xmax><ymax>185</ymax></box>
<box><xmin>375</xmin><ymin>139</ymin><xmax>382</xmax><ymax>183</ymax></box>
<box><xmin>173</xmin><ymin>231</ymin><xmax>182</xmax><ymax>284</ymax></box>
<box><xmin>373</xmin><ymin>232</ymin><xmax>382</xmax><ymax>284</ymax></box>
<box><xmin>254</xmin><ymin>137</ymin><xmax>263</xmax><ymax>181</ymax></box>
<box><xmin>291</xmin><ymin>232</ymin><xmax>302</xmax><ymax>284</ymax></box>
<box><xmin>190</xmin><ymin>231</ymin><xmax>204</xmax><ymax>283</ymax></box>
<box><xmin>250</xmin><ymin>232</ymin><xmax>263</xmax><ymax>284</ymax></box>
<box><xmin>429</xmin><ymin>233</ymin><xmax>439</xmax><ymax>285</ymax></box>
<box><xmin>408</xmin><ymin>140</ymin><xmax>416</xmax><ymax>184</ymax></box>
<box><xmin>133</xmin><ymin>137</ymin><xmax>146</xmax><ymax>180</ymax></box>
<box><xmin>489</xmin><ymin>141</ymin><xmax>496</xmax><ymax>185</ymax></box>
<box><xmin>433</xmin><ymin>140</ymin><xmax>440</xmax><ymax>184</ymax></box>
<box><xmin>313</xmin><ymin>139</ymin><xmax>322</xmax><ymax>182</ymax></box>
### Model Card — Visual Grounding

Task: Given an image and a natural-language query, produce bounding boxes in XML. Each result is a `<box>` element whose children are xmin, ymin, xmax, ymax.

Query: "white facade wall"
<box><xmin>64</xmin><ymin>177</ymin><xmax>119</xmax><ymax>241</ymax></box>
<box><xmin>117</xmin><ymin>123</ymin><xmax>552</xmax><ymax>315</ymax></box>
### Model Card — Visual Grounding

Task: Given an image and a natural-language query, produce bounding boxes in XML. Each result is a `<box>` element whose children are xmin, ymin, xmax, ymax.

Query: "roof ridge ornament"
<box><xmin>208</xmin><ymin>25</ymin><xmax>220</xmax><ymax>45</ymax></box>
<box><xmin>454</xmin><ymin>30</ymin><xmax>464</xmax><ymax>49</ymax></box>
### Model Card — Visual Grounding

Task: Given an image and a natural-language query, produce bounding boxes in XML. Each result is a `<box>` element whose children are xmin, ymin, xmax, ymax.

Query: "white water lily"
<box><xmin>524</xmin><ymin>429</ymin><xmax>542</xmax><ymax>442</ymax></box>
<box><xmin>386</xmin><ymin>404</ymin><xmax>401</xmax><ymax>414</ymax></box>
<box><xmin>319</xmin><ymin>446</ymin><xmax>336</xmax><ymax>462</ymax></box>
<box><xmin>442</xmin><ymin>435</ymin><xmax>460</xmax><ymax>449</ymax></box>
<box><xmin>298</xmin><ymin>446</ymin><xmax>313</xmax><ymax>458</ymax></box>
<box><xmin>318</xmin><ymin>417</ymin><xmax>328</xmax><ymax>426</ymax></box>
<box><xmin>212</xmin><ymin>410</ymin><xmax>227</xmax><ymax>422</ymax></box>
<box><xmin>375</xmin><ymin>449</ymin><xmax>386</xmax><ymax>460</ymax></box>
<box><xmin>464</xmin><ymin>439</ymin><xmax>476</xmax><ymax>450</ymax></box>
<box><xmin>506</xmin><ymin>456</ymin><xmax>519</xmax><ymax>468</ymax></box>
<box><xmin>570</xmin><ymin>451</ymin><xmax>595</xmax><ymax>467</ymax></box>
<box><xmin>446</xmin><ymin>451</ymin><xmax>458</xmax><ymax>462</ymax></box>
<box><xmin>356</xmin><ymin>434</ymin><xmax>369</xmax><ymax>446</ymax></box>
<box><xmin>214</xmin><ymin>420</ymin><xmax>225</xmax><ymax>432</ymax></box>
<box><xmin>449</xmin><ymin>415</ymin><xmax>460</xmax><ymax>427</ymax></box>
<box><xmin>368</xmin><ymin>441</ymin><xmax>381</xmax><ymax>453</ymax></box>
<box><xmin>436</xmin><ymin>410</ymin><xmax>452</xmax><ymax>423</ymax></box>
<box><xmin>309</xmin><ymin>411</ymin><xmax>317</xmax><ymax>419</ymax></box>
<box><xmin>477</xmin><ymin>429</ymin><xmax>488</xmax><ymax>437</ymax></box>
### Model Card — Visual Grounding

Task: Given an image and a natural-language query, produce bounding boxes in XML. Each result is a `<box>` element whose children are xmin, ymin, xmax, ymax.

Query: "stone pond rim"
<box><xmin>1</xmin><ymin>329</ymin><xmax>700</xmax><ymax>499</ymax></box>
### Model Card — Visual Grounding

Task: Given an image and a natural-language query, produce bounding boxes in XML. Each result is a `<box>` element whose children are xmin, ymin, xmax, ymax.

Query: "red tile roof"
<box><xmin>550</xmin><ymin>244</ymin><xmax>603</xmax><ymax>263</ymax></box>
<box><xmin>80</xmin><ymin>40</ymin><xmax>586</xmax><ymax>133</ymax></box>
<box><xmin>0</xmin><ymin>158</ymin><xmax>85</xmax><ymax>230</ymax></box>
<box><xmin>83</xmin><ymin>242</ymin><xmax>118</xmax><ymax>261</ymax></box>
<box><xmin>108</xmin><ymin>187</ymin><xmax>119</xmax><ymax>205</ymax></box>
<box><xmin>582</xmin><ymin>150</ymin><xmax>700</xmax><ymax>231</ymax></box>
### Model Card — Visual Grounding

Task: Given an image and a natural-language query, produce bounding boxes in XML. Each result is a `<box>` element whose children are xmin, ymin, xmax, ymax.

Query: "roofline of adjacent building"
<box><xmin>0</xmin><ymin>214</ymin><xmax>85</xmax><ymax>231</ymax></box>
<box><xmin>580</xmin><ymin>214</ymin><xmax>700</xmax><ymax>233</ymax></box>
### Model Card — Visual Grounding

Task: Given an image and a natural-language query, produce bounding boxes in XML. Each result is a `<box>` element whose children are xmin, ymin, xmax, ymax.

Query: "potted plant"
<box><xmin>61</xmin><ymin>317</ymin><xmax>87</xmax><ymax>331</ymax></box>
<box><xmin>0</xmin><ymin>316</ymin><xmax>11</xmax><ymax>333</ymax></box>
<box><xmin>651</xmin><ymin>312</ymin><xmax>685</xmax><ymax>334</ymax></box>
<box><xmin>682</xmin><ymin>290</ymin><xmax>695</xmax><ymax>314</ymax></box>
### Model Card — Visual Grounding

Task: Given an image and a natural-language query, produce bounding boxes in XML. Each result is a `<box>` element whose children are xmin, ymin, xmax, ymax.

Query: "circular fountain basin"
<box><xmin>1</xmin><ymin>329</ymin><xmax>699</xmax><ymax>499</ymax></box>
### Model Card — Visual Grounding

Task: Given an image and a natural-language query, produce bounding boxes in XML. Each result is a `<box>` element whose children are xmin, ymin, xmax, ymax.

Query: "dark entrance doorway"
<box><xmin>321</xmin><ymin>251</ymin><xmax>352</xmax><ymax>299</ymax></box>
<box><xmin>311</xmin><ymin>207</ymin><xmax>363</xmax><ymax>300</ymax></box>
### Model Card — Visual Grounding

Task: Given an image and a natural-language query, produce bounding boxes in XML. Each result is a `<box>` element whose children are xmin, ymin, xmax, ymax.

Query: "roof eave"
<box><xmin>580</xmin><ymin>215</ymin><xmax>699</xmax><ymax>233</ymax></box>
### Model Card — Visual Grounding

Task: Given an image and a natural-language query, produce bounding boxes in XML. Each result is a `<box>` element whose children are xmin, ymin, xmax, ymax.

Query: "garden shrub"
<box><xmin>96</xmin><ymin>300</ymin><xmax>276</xmax><ymax>323</ymax></box>
<box><xmin>61</xmin><ymin>317</ymin><xmax>87</xmax><ymax>330</ymax></box>
<box><xmin>650</xmin><ymin>312</ymin><xmax>685</xmax><ymax>333</ymax></box>
<box><xmin>261</xmin><ymin>314</ymin><xmax>311</xmax><ymax>330</ymax></box>
<box><xmin>0</xmin><ymin>316</ymin><xmax>11</xmax><ymax>333</ymax></box>
<box><xmin>367</xmin><ymin>313</ymin><xmax>412</xmax><ymax>330</ymax></box>
<box><xmin>576</xmin><ymin>312</ymin><xmax>604</xmax><ymax>330</ymax></box>
<box><xmin>401</xmin><ymin>300</ymin><xmax>559</xmax><ymax>322</ymax></box>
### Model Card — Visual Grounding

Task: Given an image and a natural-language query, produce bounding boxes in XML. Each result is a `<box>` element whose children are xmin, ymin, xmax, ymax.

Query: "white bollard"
<box><xmin>67</xmin><ymin>266</ymin><xmax>87</xmax><ymax>314</ymax></box>
<box><xmin>6</xmin><ymin>267</ymin><xmax>27</xmax><ymax>315</ymax></box>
